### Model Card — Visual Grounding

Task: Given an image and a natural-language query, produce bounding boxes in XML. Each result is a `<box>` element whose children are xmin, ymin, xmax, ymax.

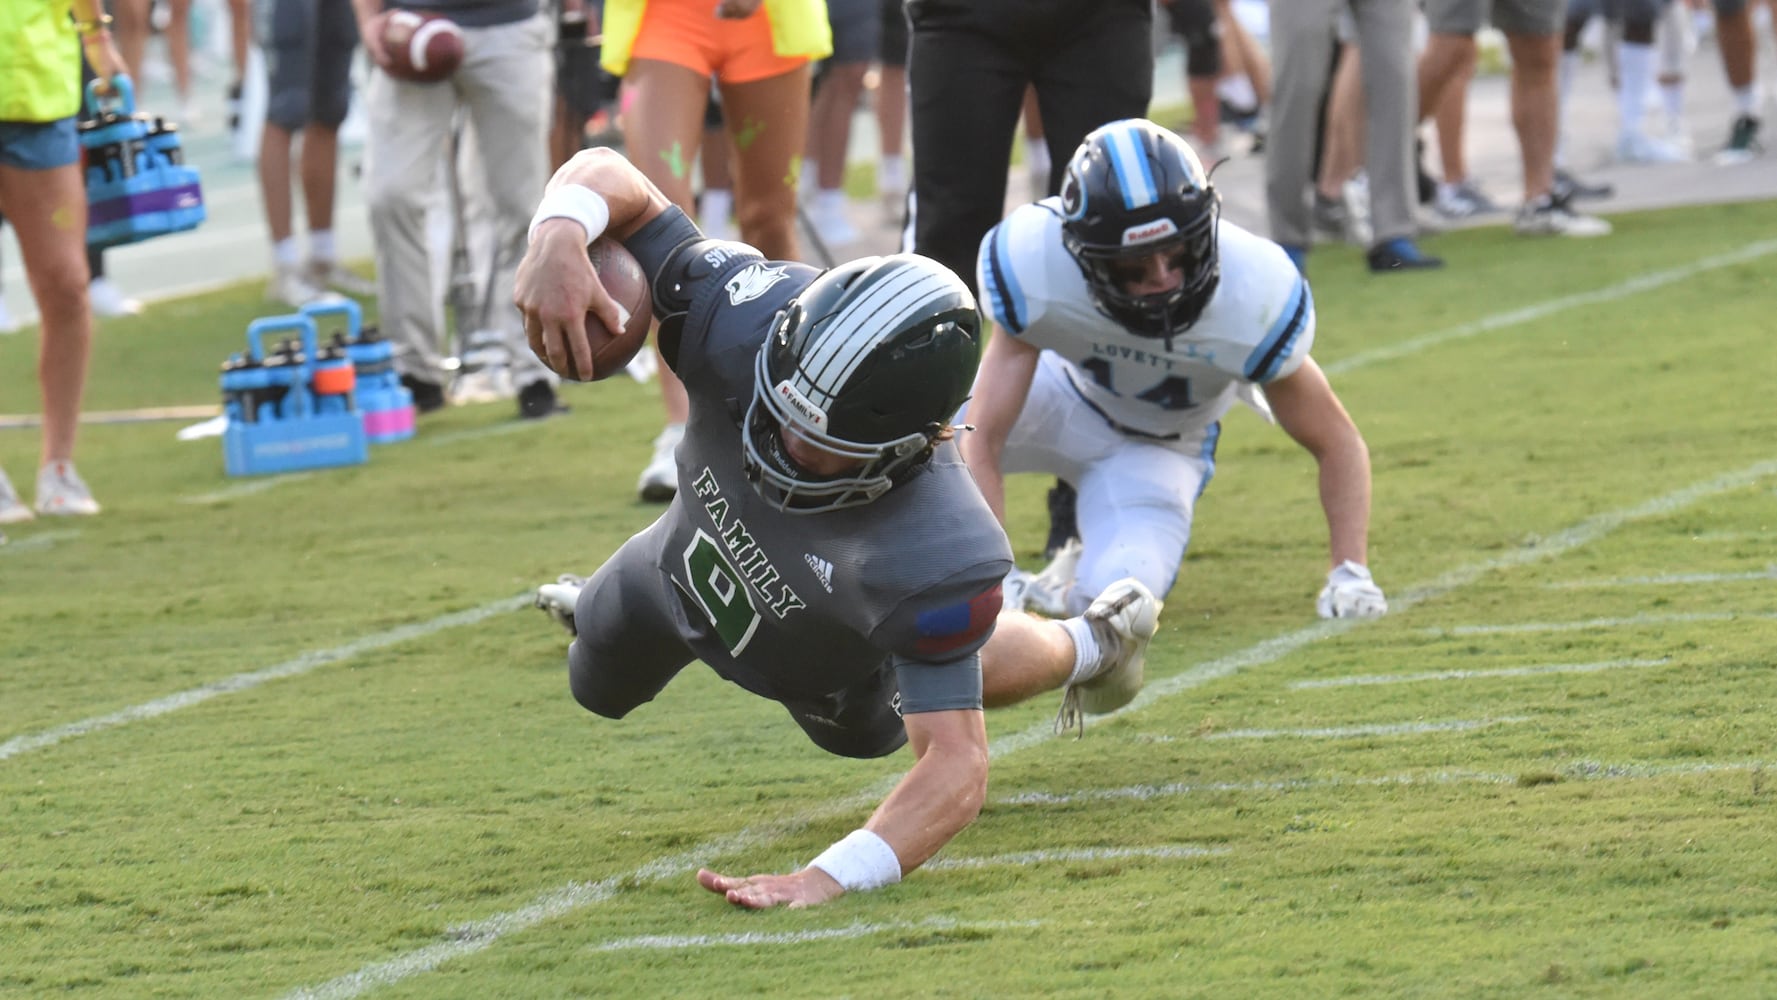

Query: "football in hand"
<box><xmin>569</xmin><ymin>237</ymin><xmax>652</xmax><ymax>382</ymax></box>
<box><xmin>381</xmin><ymin>11</ymin><xmax>464</xmax><ymax>84</ymax></box>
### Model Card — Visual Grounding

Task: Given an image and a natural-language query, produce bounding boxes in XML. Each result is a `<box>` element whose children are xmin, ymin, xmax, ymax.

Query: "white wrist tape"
<box><xmin>808</xmin><ymin>829</ymin><xmax>902</xmax><ymax>892</ymax></box>
<box><xmin>527</xmin><ymin>184</ymin><xmax>611</xmax><ymax>246</ymax></box>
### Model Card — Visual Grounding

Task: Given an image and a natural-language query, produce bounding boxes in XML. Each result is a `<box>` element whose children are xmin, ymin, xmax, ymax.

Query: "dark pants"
<box><xmin>905</xmin><ymin>0</ymin><xmax>1153</xmax><ymax>294</ymax></box>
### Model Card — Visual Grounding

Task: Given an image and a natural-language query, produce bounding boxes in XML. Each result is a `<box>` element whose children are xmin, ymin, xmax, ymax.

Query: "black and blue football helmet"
<box><xmin>1058</xmin><ymin>118</ymin><xmax>1221</xmax><ymax>338</ymax></box>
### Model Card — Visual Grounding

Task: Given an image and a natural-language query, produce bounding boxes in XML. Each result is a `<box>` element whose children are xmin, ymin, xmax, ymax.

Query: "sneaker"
<box><xmin>400</xmin><ymin>374</ymin><xmax>447</xmax><ymax>414</ymax></box>
<box><xmin>0</xmin><ymin>295</ymin><xmax>19</xmax><ymax>334</ymax></box>
<box><xmin>1615</xmin><ymin>128</ymin><xmax>1690</xmax><ymax>164</ymax></box>
<box><xmin>1002</xmin><ymin>566</ymin><xmax>1036</xmax><ymax>613</ymax></box>
<box><xmin>1433</xmin><ymin>179</ymin><xmax>1501</xmax><ymax>219</ymax></box>
<box><xmin>1042</xmin><ymin>482</ymin><xmax>1078</xmax><ymax>560</ymax></box>
<box><xmin>267</xmin><ymin>264</ymin><xmax>340</xmax><ymax>309</ymax></box>
<box><xmin>1312</xmin><ymin>192</ymin><xmax>1357</xmax><ymax>246</ymax></box>
<box><xmin>624</xmin><ymin>349</ymin><xmax>658</xmax><ymax>384</ymax></box>
<box><xmin>0</xmin><ymin>466</ymin><xmax>34</xmax><ymax>524</ymax></box>
<box><xmin>34</xmin><ymin>460</ymin><xmax>100</xmax><ymax>516</ymax></box>
<box><xmin>637</xmin><ymin>422</ymin><xmax>685</xmax><ymax>502</ymax></box>
<box><xmin>535</xmin><ymin>573</ymin><xmax>587</xmax><ymax>635</ymax></box>
<box><xmin>88</xmin><ymin>277</ymin><xmax>142</xmax><ymax>317</ymax></box>
<box><xmin>1025</xmin><ymin>537</ymin><xmax>1083</xmax><ymax>618</ymax></box>
<box><xmin>517</xmin><ymin>379</ymin><xmax>567</xmax><ymax>420</ymax></box>
<box><xmin>1713</xmin><ymin>114</ymin><xmax>1763</xmax><ymax>166</ymax></box>
<box><xmin>1366</xmin><ymin>237</ymin><xmax>1444</xmax><ymax>272</ymax></box>
<box><xmin>1552</xmin><ymin>168</ymin><xmax>1615</xmax><ymax>202</ymax></box>
<box><xmin>449</xmin><ymin>364</ymin><xmax>516</xmax><ymax>405</ymax></box>
<box><xmin>304</xmin><ymin>259</ymin><xmax>377</xmax><ymax>297</ymax></box>
<box><xmin>1515</xmin><ymin>193</ymin><xmax>1613</xmax><ymax>238</ymax></box>
<box><xmin>1054</xmin><ymin>576</ymin><xmax>1163</xmax><ymax>735</ymax></box>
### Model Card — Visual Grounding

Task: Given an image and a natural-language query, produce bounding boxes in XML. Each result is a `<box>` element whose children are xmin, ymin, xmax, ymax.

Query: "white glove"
<box><xmin>1002</xmin><ymin>566</ymin><xmax>1035</xmax><ymax>613</ymax></box>
<box><xmin>1316</xmin><ymin>560</ymin><xmax>1388</xmax><ymax>619</ymax></box>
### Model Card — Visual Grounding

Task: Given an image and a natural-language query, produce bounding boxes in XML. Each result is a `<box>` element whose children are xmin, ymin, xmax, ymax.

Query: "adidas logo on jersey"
<box><xmin>804</xmin><ymin>553</ymin><xmax>835</xmax><ymax>592</ymax></box>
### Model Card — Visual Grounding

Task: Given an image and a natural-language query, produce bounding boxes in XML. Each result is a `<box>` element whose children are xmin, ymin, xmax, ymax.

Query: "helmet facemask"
<box><xmin>1059</xmin><ymin>119</ymin><xmax>1223</xmax><ymax>342</ymax></box>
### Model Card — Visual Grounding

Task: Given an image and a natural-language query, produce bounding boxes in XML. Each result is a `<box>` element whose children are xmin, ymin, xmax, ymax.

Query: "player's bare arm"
<box><xmin>698</xmin><ymin>706</ymin><xmax>988</xmax><ymax>910</ymax></box>
<box><xmin>515</xmin><ymin>149</ymin><xmax>673</xmax><ymax>381</ymax></box>
<box><xmin>1262</xmin><ymin>357</ymin><xmax>1373</xmax><ymax>569</ymax></box>
<box><xmin>957</xmin><ymin>326</ymin><xmax>1042</xmax><ymax>524</ymax></box>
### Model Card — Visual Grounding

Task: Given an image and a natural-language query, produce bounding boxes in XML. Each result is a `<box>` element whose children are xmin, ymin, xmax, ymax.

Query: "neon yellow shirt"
<box><xmin>0</xmin><ymin>0</ymin><xmax>82</xmax><ymax>123</ymax></box>
<box><xmin>599</xmin><ymin>0</ymin><xmax>833</xmax><ymax>78</ymax></box>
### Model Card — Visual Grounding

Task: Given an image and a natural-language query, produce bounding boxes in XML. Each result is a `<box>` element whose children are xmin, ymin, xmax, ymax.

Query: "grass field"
<box><xmin>3</xmin><ymin>199</ymin><xmax>1776</xmax><ymax>999</ymax></box>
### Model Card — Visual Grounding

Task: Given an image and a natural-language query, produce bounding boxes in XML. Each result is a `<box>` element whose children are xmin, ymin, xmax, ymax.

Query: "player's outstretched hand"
<box><xmin>696</xmin><ymin>867</ymin><xmax>844</xmax><ymax>910</ymax></box>
<box><xmin>1316</xmin><ymin>560</ymin><xmax>1388</xmax><ymax>619</ymax></box>
<box><xmin>515</xmin><ymin>223</ymin><xmax>610</xmax><ymax>380</ymax></box>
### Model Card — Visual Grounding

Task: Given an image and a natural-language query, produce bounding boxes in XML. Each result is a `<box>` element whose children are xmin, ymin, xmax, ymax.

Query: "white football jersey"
<box><xmin>976</xmin><ymin>199</ymin><xmax>1314</xmax><ymax>440</ymax></box>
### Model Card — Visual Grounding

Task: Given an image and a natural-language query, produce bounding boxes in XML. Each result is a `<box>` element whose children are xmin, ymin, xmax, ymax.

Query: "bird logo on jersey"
<box><xmin>726</xmin><ymin>263</ymin><xmax>790</xmax><ymax>305</ymax></box>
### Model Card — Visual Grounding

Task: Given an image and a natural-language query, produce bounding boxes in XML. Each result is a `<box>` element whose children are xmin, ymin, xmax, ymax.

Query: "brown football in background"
<box><xmin>381</xmin><ymin>11</ymin><xmax>465</xmax><ymax>84</ymax></box>
<box><xmin>573</xmin><ymin>237</ymin><xmax>653</xmax><ymax>381</ymax></box>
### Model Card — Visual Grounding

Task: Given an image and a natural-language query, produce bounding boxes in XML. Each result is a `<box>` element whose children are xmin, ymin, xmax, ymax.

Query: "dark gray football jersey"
<box><xmin>625</xmin><ymin>212</ymin><xmax>1014</xmax><ymax>707</ymax></box>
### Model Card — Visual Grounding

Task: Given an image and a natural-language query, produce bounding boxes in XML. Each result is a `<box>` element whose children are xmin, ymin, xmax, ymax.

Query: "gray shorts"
<box><xmin>826</xmin><ymin>0</ymin><xmax>882</xmax><ymax>64</ymax></box>
<box><xmin>1425</xmin><ymin>0</ymin><xmax>1564</xmax><ymax>35</ymax></box>
<box><xmin>256</xmin><ymin>0</ymin><xmax>359</xmax><ymax>129</ymax></box>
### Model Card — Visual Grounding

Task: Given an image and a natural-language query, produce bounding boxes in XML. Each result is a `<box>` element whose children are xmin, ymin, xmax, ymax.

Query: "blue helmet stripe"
<box><xmin>1104</xmin><ymin>123</ymin><xmax>1159</xmax><ymax>210</ymax></box>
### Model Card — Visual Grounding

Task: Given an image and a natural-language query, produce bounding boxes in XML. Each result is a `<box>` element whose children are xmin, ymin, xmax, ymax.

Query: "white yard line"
<box><xmin>0</xmin><ymin>595</ymin><xmax>533</xmax><ymax>762</ymax></box>
<box><xmin>1203</xmin><ymin>717</ymin><xmax>1527</xmax><ymax>741</ymax></box>
<box><xmin>276</xmin><ymin>455</ymin><xmax>1777</xmax><ymax>1000</ymax></box>
<box><xmin>1544</xmin><ymin>567</ymin><xmax>1777</xmax><ymax>587</ymax></box>
<box><xmin>587</xmin><ymin>917</ymin><xmax>1043</xmax><ymax>954</ymax></box>
<box><xmin>1320</xmin><ymin>239</ymin><xmax>1777</xmax><ymax>377</ymax></box>
<box><xmin>0</xmin><ymin>529</ymin><xmax>81</xmax><ymax>554</ymax></box>
<box><xmin>1289</xmin><ymin>657</ymin><xmax>1670</xmax><ymax>689</ymax></box>
<box><xmin>995</xmin><ymin>758</ymin><xmax>1777</xmax><ymax>808</ymax></box>
<box><xmin>1421</xmin><ymin>611</ymin><xmax>1777</xmax><ymax>635</ymax></box>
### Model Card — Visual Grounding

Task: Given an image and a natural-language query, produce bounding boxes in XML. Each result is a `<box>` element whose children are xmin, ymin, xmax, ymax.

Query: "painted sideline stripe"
<box><xmin>1421</xmin><ymin>611</ymin><xmax>1777</xmax><ymax>635</ymax></box>
<box><xmin>1204</xmin><ymin>717</ymin><xmax>1526</xmax><ymax>741</ymax></box>
<box><xmin>589</xmin><ymin>918</ymin><xmax>1042</xmax><ymax>954</ymax></box>
<box><xmin>1321</xmin><ymin>239</ymin><xmax>1777</xmax><ymax>376</ymax></box>
<box><xmin>0</xmin><ymin>595</ymin><xmax>532</xmax><ymax>762</ymax></box>
<box><xmin>1289</xmin><ymin>657</ymin><xmax>1670</xmax><ymax>689</ymax></box>
<box><xmin>1545</xmin><ymin>566</ymin><xmax>1777</xmax><ymax>587</ymax></box>
<box><xmin>279</xmin><ymin>457</ymin><xmax>1777</xmax><ymax>1000</ymax></box>
<box><xmin>996</xmin><ymin>758</ymin><xmax>1777</xmax><ymax>807</ymax></box>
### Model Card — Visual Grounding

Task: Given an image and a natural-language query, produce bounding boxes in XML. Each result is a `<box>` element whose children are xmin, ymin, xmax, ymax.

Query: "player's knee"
<box><xmin>566</xmin><ymin>642</ymin><xmax>637</xmax><ymax>720</ymax></box>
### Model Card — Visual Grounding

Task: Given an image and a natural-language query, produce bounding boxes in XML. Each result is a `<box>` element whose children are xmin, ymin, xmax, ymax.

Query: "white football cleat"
<box><xmin>637</xmin><ymin>423</ymin><xmax>684</xmax><ymax>502</ymax></box>
<box><xmin>1024</xmin><ymin>537</ymin><xmax>1082</xmax><ymax>617</ymax></box>
<box><xmin>1055</xmin><ymin>576</ymin><xmax>1162</xmax><ymax>735</ymax></box>
<box><xmin>0</xmin><ymin>466</ymin><xmax>34</xmax><ymax>524</ymax></box>
<box><xmin>1316</xmin><ymin>560</ymin><xmax>1388</xmax><ymax>619</ymax></box>
<box><xmin>535</xmin><ymin>573</ymin><xmax>587</xmax><ymax>636</ymax></box>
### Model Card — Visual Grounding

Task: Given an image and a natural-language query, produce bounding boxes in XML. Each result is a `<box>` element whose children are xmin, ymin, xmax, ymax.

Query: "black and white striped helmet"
<box><xmin>743</xmin><ymin>254</ymin><xmax>981</xmax><ymax>513</ymax></box>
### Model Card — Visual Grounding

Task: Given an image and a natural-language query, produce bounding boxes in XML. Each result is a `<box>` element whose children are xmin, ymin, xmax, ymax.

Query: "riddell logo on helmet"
<box><xmin>774</xmin><ymin>380</ymin><xmax>829</xmax><ymax>431</ymax></box>
<box><xmin>1121</xmin><ymin>219</ymin><xmax>1179</xmax><ymax>245</ymax></box>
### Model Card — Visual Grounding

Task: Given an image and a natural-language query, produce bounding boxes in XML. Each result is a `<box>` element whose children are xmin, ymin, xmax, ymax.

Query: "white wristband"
<box><xmin>808</xmin><ymin>829</ymin><xmax>902</xmax><ymax>892</ymax></box>
<box><xmin>527</xmin><ymin>184</ymin><xmax>611</xmax><ymax>246</ymax></box>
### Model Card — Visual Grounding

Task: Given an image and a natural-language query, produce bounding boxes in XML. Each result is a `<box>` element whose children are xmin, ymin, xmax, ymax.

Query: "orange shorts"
<box><xmin>630</xmin><ymin>0</ymin><xmax>809</xmax><ymax>84</ymax></box>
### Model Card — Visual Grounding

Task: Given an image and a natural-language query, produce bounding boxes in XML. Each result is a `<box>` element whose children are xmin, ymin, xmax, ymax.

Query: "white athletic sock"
<box><xmin>308</xmin><ymin>229</ymin><xmax>337</xmax><ymax>263</ymax></box>
<box><xmin>1660</xmin><ymin>82</ymin><xmax>1685</xmax><ymax>127</ymax></box>
<box><xmin>878</xmin><ymin>154</ymin><xmax>905</xmax><ymax>193</ymax></box>
<box><xmin>1216</xmin><ymin>73</ymin><xmax>1257</xmax><ymax>111</ymax></box>
<box><xmin>1059</xmin><ymin>616</ymin><xmax>1100</xmax><ymax>685</ymax></box>
<box><xmin>1616</xmin><ymin>42</ymin><xmax>1655</xmax><ymax>135</ymax></box>
<box><xmin>271</xmin><ymin>237</ymin><xmax>301</xmax><ymax>269</ymax></box>
<box><xmin>1733</xmin><ymin>85</ymin><xmax>1759</xmax><ymax>117</ymax></box>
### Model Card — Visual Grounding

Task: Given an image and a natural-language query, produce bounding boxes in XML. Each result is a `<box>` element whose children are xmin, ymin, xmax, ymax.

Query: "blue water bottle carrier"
<box><xmin>298</xmin><ymin>300</ymin><xmax>416</xmax><ymax>444</ymax></box>
<box><xmin>220</xmin><ymin>313</ymin><xmax>370</xmax><ymax>477</ymax></box>
<box><xmin>79</xmin><ymin>75</ymin><xmax>206</xmax><ymax>250</ymax></box>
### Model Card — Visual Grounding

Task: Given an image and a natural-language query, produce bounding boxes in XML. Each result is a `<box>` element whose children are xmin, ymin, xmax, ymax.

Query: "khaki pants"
<box><xmin>362</xmin><ymin>12</ymin><xmax>554</xmax><ymax>389</ymax></box>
